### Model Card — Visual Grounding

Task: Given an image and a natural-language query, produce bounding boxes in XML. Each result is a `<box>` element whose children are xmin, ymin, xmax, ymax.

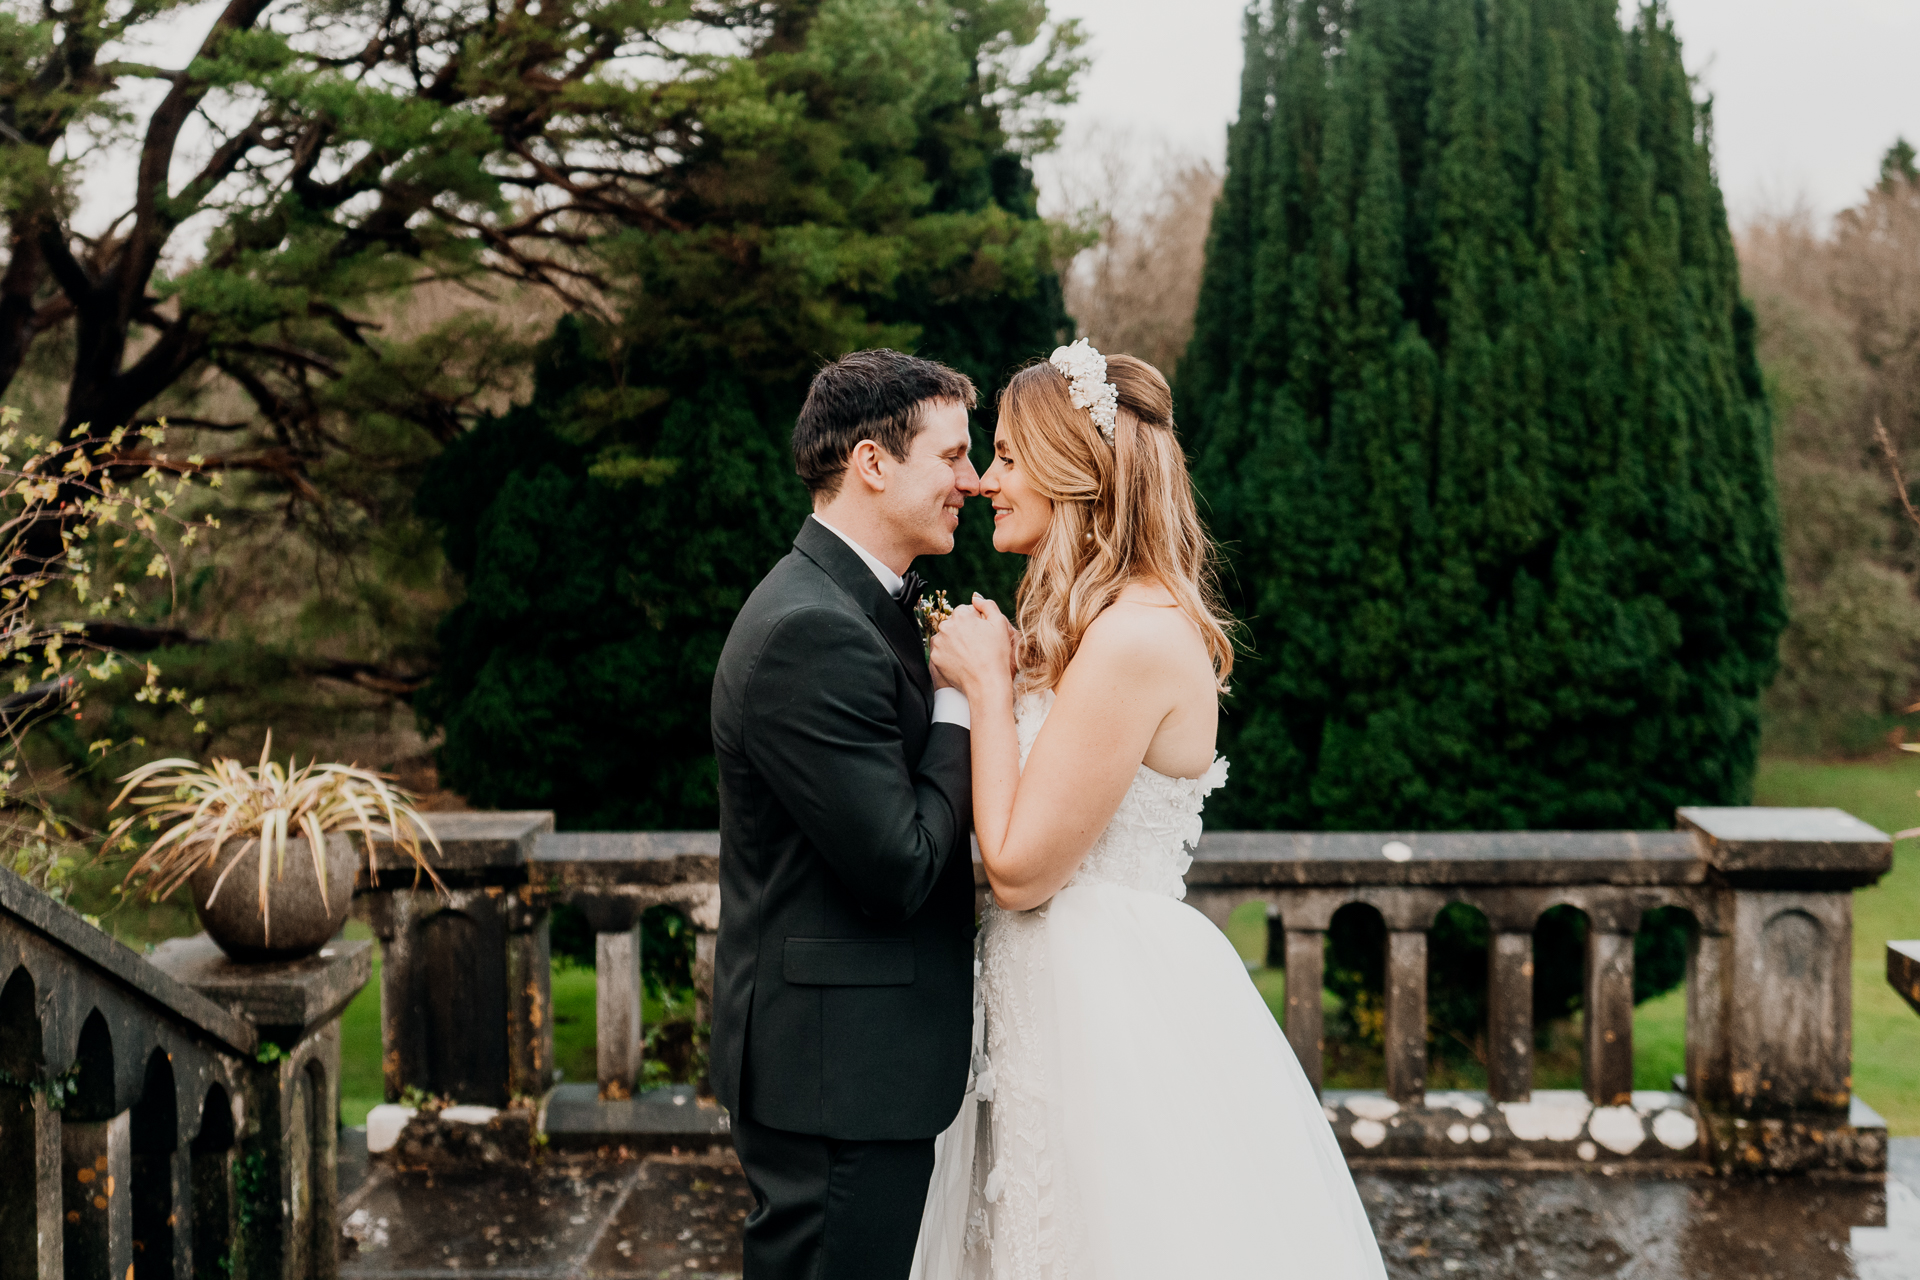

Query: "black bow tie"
<box><xmin>896</xmin><ymin>570</ymin><xmax>925</xmax><ymax>617</ymax></box>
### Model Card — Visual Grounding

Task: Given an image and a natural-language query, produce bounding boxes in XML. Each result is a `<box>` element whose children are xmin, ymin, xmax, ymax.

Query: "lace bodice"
<box><xmin>1014</xmin><ymin>689</ymin><xmax>1228</xmax><ymax>901</ymax></box>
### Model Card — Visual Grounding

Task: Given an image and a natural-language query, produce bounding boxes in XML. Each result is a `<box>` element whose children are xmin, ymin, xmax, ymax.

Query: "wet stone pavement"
<box><xmin>338</xmin><ymin>1136</ymin><xmax>1920</xmax><ymax>1279</ymax></box>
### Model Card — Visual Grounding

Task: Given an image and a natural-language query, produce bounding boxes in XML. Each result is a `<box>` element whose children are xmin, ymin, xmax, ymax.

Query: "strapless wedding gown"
<box><xmin>911</xmin><ymin>690</ymin><xmax>1387</xmax><ymax>1279</ymax></box>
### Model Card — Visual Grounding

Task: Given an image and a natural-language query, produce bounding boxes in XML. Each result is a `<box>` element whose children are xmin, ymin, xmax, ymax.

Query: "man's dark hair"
<box><xmin>793</xmin><ymin>349</ymin><xmax>977</xmax><ymax>499</ymax></box>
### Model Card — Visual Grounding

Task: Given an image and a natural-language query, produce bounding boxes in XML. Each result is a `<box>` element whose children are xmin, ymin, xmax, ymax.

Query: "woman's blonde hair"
<box><xmin>999</xmin><ymin>351</ymin><xmax>1235</xmax><ymax>693</ymax></box>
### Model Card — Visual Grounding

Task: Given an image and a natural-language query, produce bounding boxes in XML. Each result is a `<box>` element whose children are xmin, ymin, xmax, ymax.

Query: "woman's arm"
<box><xmin>930</xmin><ymin>600</ymin><xmax>1189</xmax><ymax>911</ymax></box>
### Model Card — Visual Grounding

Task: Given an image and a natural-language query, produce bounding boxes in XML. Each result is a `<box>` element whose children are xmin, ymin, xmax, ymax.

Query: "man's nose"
<box><xmin>955</xmin><ymin>454</ymin><xmax>982</xmax><ymax>495</ymax></box>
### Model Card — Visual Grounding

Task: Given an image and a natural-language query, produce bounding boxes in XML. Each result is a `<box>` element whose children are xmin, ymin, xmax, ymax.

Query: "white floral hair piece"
<box><xmin>1049</xmin><ymin>338</ymin><xmax>1120</xmax><ymax>444</ymax></box>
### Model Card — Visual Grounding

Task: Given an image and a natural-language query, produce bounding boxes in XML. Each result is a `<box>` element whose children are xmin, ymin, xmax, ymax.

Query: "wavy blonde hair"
<box><xmin>999</xmin><ymin>352</ymin><xmax>1235</xmax><ymax>693</ymax></box>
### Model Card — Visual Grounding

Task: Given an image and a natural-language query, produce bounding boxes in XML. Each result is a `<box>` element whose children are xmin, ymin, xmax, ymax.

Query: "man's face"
<box><xmin>879</xmin><ymin>399</ymin><xmax>979</xmax><ymax>559</ymax></box>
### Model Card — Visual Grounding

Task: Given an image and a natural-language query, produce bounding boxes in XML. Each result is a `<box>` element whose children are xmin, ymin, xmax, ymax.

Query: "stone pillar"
<box><xmin>362</xmin><ymin>890</ymin><xmax>417</xmax><ymax>1105</ymax></box>
<box><xmin>1677</xmin><ymin>806</ymin><xmax>1888</xmax><ymax>1116</ymax></box>
<box><xmin>357</xmin><ymin>811</ymin><xmax>555</xmax><ymax>1106</ymax></box>
<box><xmin>1584</xmin><ymin>930</ymin><xmax>1635</xmax><ymax>1106</ymax></box>
<box><xmin>1486</xmin><ymin>931</ymin><xmax>1534</xmax><ymax>1103</ymax></box>
<box><xmin>148</xmin><ymin>935</ymin><xmax>371</xmax><ymax>1280</ymax></box>
<box><xmin>62</xmin><ymin>1112</ymin><xmax>131</xmax><ymax>1280</ymax></box>
<box><xmin>1384</xmin><ymin>930</ymin><xmax>1428</xmax><ymax>1104</ymax></box>
<box><xmin>597</xmin><ymin>924</ymin><xmax>644</xmax><ymax>1101</ymax></box>
<box><xmin>1282</xmin><ymin>928</ymin><xmax>1325</xmax><ymax>1093</ymax></box>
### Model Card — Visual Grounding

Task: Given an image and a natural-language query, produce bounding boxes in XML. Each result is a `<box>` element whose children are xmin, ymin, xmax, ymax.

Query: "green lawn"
<box><xmin>320</xmin><ymin>756</ymin><xmax>1913</xmax><ymax>1129</ymax></box>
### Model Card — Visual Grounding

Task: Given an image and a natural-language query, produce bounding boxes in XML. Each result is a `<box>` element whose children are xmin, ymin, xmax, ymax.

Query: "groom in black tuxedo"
<box><xmin>711</xmin><ymin>350</ymin><xmax>982</xmax><ymax>1279</ymax></box>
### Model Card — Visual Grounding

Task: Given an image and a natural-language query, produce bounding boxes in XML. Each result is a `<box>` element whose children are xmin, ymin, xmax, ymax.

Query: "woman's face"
<box><xmin>981</xmin><ymin>418</ymin><xmax>1053</xmax><ymax>555</ymax></box>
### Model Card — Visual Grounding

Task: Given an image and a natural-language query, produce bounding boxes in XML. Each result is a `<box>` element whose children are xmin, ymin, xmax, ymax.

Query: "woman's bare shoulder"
<box><xmin>1075</xmin><ymin>589</ymin><xmax>1208</xmax><ymax>677</ymax></box>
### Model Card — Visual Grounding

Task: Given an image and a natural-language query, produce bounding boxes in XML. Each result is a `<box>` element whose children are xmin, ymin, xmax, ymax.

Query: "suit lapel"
<box><xmin>794</xmin><ymin>518</ymin><xmax>935</xmax><ymax>704</ymax></box>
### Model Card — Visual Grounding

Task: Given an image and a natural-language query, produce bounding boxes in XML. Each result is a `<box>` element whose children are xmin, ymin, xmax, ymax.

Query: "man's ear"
<box><xmin>847</xmin><ymin>439</ymin><xmax>888</xmax><ymax>493</ymax></box>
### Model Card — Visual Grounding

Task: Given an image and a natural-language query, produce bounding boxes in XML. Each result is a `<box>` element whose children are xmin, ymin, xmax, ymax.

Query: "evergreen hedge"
<box><xmin>414</xmin><ymin>0</ymin><xmax>1071</xmax><ymax>829</ymax></box>
<box><xmin>1182</xmin><ymin>0</ymin><xmax>1786</xmax><ymax>834</ymax></box>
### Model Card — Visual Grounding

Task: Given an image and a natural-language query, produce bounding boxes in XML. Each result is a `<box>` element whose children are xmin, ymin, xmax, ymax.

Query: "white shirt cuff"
<box><xmin>931</xmin><ymin>687</ymin><xmax>971</xmax><ymax>730</ymax></box>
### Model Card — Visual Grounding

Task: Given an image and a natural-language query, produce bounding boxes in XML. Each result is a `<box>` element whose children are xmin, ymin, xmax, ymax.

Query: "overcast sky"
<box><xmin>1044</xmin><ymin>0</ymin><xmax>1920</xmax><ymax>227</ymax></box>
<box><xmin>70</xmin><ymin>0</ymin><xmax>1920</xmax><ymax>240</ymax></box>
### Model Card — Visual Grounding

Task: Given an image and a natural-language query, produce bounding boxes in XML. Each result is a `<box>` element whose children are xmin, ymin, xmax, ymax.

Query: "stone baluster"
<box><xmin>1686</xmin><ymin>925</ymin><xmax>1731</xmax><ymax>1100</ymax></box>
<box><xmin>1282</xmin><ymin>927</ymin><xmax>1326</xmax><ymax>1093</ymax></box>
<box><xmin>1486</xmin><ymin>930</ymin><xmax>1534</xmax><ymax>1103</ymax></box>
<box><xmin>595</xmin><ymin>922</ymin><xmax>644</xmax><ymax>1100</ymax></box>
<box><xmin>1384</xmin><ymin>930</ymin><xmax>1428</xmax><ymax>1104</ymax></box>
<box><xmin>61</xmin><ymin>1112</ymin><xmax>131</xmax><ymax>1280</ymax></box>
<box><xmin>1583</xmin><ymin>927</ymin><xmax>1635</xmax><ymax>1106</ymax></box>
<box><xmin>504</xmin><ymin>889</ymin><xmax>554</xmax><ymax>1100</ymax></box>
<box><xmin>693</xmin><ymin>927</ymin><xmax>718</xmax><ymax>1040</ymax></box>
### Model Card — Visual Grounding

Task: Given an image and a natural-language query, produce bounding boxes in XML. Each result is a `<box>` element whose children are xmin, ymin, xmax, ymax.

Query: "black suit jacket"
<box><xmin>709</xmin><ymin>518</ymin><xmax>975</xmax><ymax>1140</ymax></box>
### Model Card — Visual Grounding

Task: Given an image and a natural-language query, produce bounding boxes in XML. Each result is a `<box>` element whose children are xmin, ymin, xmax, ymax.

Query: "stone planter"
<box><xmin>189</xmin><ymin>833</ymin><xmax>358</xmax><ymax>961</ymax></box>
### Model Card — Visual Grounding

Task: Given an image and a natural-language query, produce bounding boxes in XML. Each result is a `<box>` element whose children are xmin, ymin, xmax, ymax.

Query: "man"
<box><xmin>710</xmin><ymin>349</ymin><xmax>981</xmax><ymax>1278</ymax></box>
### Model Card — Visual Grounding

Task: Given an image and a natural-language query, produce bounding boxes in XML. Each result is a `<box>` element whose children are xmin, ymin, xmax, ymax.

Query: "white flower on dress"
<box><xmin>1049</xmin><ymin>339</ymin><xmax>1120</xmax><ymax>443</ymax></box>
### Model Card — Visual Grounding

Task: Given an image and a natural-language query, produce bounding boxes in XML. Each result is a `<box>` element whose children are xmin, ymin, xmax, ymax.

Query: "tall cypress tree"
<box><xmin>1183</xmin><ymin>0</ymin><xmax>1783</xmax><ymax>832</ymax></box>
<box><xmin>414</xmin><ymin>0</ymin><xmax>1073</xmax><ymax>828</ymax></box>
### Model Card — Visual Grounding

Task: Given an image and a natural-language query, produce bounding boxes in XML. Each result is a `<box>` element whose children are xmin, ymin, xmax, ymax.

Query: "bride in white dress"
<box><xmin>914</xmin><ymin>342</ymin><xmax>1386</xmax><ymax>1280</ymax></box>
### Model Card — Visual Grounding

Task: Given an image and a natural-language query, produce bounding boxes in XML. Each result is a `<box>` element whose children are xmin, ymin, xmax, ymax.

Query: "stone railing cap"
<box><xmin>363</xmin><ymin>810</ymin><xmax>554</xmax><ymax>875</ymax></box>
<box><xmin>148</xmin><ymin>933</ymin><xmax>373</xmax><ymax>1034</ymax></box>
<box><xmin>1677</xmin><ymin>806</ymin><xmax>1892</xmax><ymax>883</ymax></box>
<box><xmin>1888</xmin><ymin>940</ymin><xmax>1920</xmax><ymax>1018</ymax></box>
<box><xmin>1175</xmin><ymin>829</ymin><xmax>1706</xmax><ymax>888</ymax></box>
<box><xmin>0</xmin><ymin>866</ymin><xmax>257</xmax><ymax>1054</ymax></box>
<box><xmin>1677</xmin><ymin>806</ymin><xmax>1890</xmax><ymax>844</ymax></box>
<box><xmin>533</xmin><ymin>831</ymin><xmax>719</xmax><ymax>887</ymax></box>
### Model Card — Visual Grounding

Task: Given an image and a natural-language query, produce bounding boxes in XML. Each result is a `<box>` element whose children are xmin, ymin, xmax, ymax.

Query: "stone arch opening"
<box><xmin>67</xmin><ymin>1007</ymin><xmax>117</xmax><ymax>1121</ymax></box>
<box><xmin>1325</xmin><ymin>901</ymin><xmax>1388</xmax><ymax>1088</ymax></box>
<box><xmin>0</xmin><ymin>966</ymin><xmax>46</xmax><ymax>1280</ymax></box>
<box><xmin>1427</xmin><ymin>900</ymin><xmax>1491</xmax><ymax>1090</ymax></box>
<box><xmin>1531</xmin><ymin>903</ymin><xmax>1589</xmax><ymax>1092</ymax></box>
<box><xmin>189</xmin><ymin>1084</ymin><xmax>234</xmax><ymax>1280</ymax></box>
<box><xmin>131</xmin><ymin>1048</ymin><xmax>178</xmax><ymax>1280</ymax></box>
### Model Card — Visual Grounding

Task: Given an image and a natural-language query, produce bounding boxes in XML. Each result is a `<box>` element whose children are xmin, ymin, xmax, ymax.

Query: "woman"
<box><xmin>913</xmin><ymin>342</ymin><xmax>1387</xmax><ymax>1279</ymax></box>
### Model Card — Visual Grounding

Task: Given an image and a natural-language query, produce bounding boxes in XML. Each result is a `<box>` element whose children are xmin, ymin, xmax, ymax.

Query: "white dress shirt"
<box><xmin>810</xmin><ymin>514</ymin><xmax>971</xmax><ymax>730</ymax></box>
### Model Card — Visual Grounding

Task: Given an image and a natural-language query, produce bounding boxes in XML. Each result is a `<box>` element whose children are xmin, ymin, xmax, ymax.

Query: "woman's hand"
<box><xmin>930</xmin><ymin>595</ymin><xmax>1015</xmax><ymax>703</ymax></box>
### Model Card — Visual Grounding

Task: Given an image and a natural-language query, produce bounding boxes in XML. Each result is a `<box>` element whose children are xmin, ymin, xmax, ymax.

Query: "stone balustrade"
<box><xmin>357</xmin><ymin>806</ymin><xmax>1892</xmax><ymax>1172</ymax></box>
<box><xmin>1893</xmin><ymin>940</ymin><xmax>1920</xmax><ymax>1018</ymax></box>
<box><xmin>0</xmin><ymin>866</ymin><xmax>370</xmax><ymax>1280</ymax></box>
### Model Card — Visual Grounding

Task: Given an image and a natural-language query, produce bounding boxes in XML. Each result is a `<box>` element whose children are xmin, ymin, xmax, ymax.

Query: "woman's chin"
<box><xmin>992</xmin><ymin>528</ymin><xmax>1037</xmax><ymax>556</ymax></box>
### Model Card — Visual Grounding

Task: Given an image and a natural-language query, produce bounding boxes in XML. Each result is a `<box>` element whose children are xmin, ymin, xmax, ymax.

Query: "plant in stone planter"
<box><xmin>107</xmin><ymin>731</ymin><xmax>444</xmax><ymax>959</ymax></box>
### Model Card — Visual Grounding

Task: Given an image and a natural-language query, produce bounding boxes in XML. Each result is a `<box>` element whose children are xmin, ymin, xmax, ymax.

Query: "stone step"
<box><xmin>539</xmin><ymin>1083</ymin><xmax>732</xmax><ymax>1153</ymax></box>
<box><xmin>1325</xmin><ymin>1089</ymin><xmax>1708</xmax><ymax>1168</ymax></box>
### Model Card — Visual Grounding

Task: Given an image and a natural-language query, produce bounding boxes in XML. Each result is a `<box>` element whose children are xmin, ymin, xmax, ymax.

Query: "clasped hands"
<box><xmin>928</xmin><ymin>594</ymin><xmax>1018</xmax><ymax>703</ymax></box>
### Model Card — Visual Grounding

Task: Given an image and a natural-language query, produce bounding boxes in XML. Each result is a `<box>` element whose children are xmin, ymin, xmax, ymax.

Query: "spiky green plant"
<box><xmin>107</xmin><ymin>731</ymin><xmax>444</xmax><ymax>940</ymax></box>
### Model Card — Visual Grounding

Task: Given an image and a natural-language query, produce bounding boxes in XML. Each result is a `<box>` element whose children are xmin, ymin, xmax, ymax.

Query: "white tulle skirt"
<box><xmin>912</xmin><ymin>879</ymin><xmax>1387</xmax><ymax>1280</ymax></box>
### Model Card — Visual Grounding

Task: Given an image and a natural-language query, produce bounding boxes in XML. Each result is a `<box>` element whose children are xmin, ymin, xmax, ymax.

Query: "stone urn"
<box><xmin>189</xmin><ymin>833</ymin><xmax>358</xmax><ymax>961</ymax></box>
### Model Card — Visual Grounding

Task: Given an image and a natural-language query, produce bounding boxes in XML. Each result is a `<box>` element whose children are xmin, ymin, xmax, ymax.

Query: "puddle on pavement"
<box><xmin>338</xmin><ymin>1141</ymin><xmax>1920</xmax><ymax>1279</ymax></box>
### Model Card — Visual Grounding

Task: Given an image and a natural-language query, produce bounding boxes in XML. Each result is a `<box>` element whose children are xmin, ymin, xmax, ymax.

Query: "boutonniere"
<box><xmin>915</xmin><ymin>589</ymin><xmax>955</xmax><ymax>650</ymax></box>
